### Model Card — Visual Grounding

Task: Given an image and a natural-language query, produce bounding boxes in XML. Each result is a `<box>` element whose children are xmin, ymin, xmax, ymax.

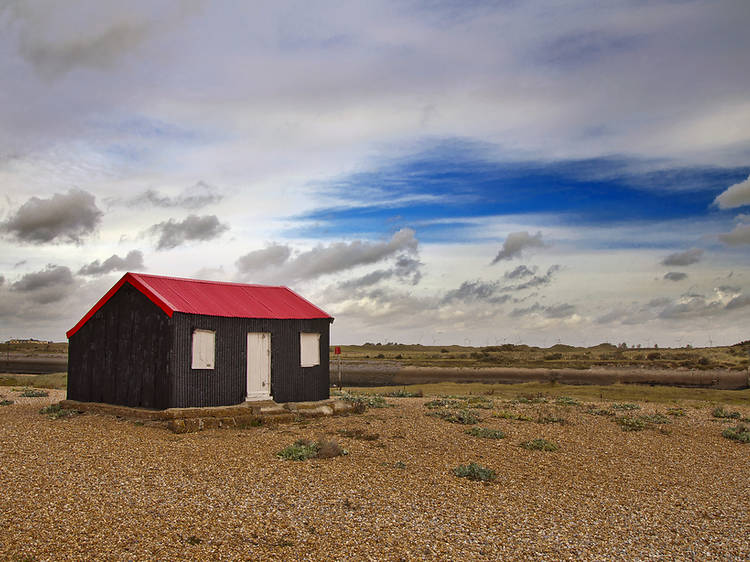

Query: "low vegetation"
<box><xmin>712</xmin><ymin>406</ymin><xmax>741</xmax><ymax>419</ymax></box>
<box><xmin>19</xmin><ymin>388</ymin><xmax>49</xmax><ymax>398</ymax></box>
<box><xmin>465</xmin><ymin>426</ymin><xmax>505</xmax><ymax>439</ymax></box>
<box><xmin>721</xmin><ymin>424</ymin><xmax>750</xmax><ymax>443</ymax></box>
<box><xmin>334</xmin><ymin>391</ymin><xmax>389</xmax><ymax>409</ymax></box>
<box><xmin>39</xmin><ymin>404</ymin><xmax>80</xmax><ymax>420</ymax></box>
<box><xmin>453</xmin><ymin>463</ymin><xmax>496</xmax><ymax>482</ymax></box>
<box><xmin>277</xmin><ymin>438</ymin><xmax>347</xmax><ymax>461</ymax></box>
<box><xmin>0</xmin><ymin>373</ymin><xmax>67</xmax><ymax>390</ymax></box>
<box><xmin>427</xmin><ymin>409</ymin><xmax>480</xmax><ymax>425</ymax></box>
<box><xmin>519</xmin><ymin>438</ymin><xmax>559</xmax><ymax>452</ymax></box>
<box><xmin>615</xmin><ymin>413</ymin><xmax>671</xmax><ymax>431</ymax></box>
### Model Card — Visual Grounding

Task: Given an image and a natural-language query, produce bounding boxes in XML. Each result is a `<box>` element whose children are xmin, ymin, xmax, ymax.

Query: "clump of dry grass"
<box><xmin>338</xmin><ymin>428</ymin><xmax>379</xmax><ymax>441</ymax></box>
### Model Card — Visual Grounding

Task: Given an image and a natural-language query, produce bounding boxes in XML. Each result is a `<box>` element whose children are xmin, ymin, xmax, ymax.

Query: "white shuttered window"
<box><xmin>192</xmin><ymin>329</ymin><xmax>215</xmax><ymax>369</ymax></box>
<box><xmin>300</xmin><ymin>332</ymin><xmax>320</xmax><ymax>367</ymax></box>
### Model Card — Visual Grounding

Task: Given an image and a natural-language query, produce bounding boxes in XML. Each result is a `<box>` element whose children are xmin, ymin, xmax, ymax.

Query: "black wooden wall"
<box><xmin>67</xmin><ymin>284</ymin><xmax>172</xmax><ymax>409</ymax></box>
<box><xmin>171</xmin><ymin>314</ymin><xmax>331</xmax><ymax>407</ymax></box>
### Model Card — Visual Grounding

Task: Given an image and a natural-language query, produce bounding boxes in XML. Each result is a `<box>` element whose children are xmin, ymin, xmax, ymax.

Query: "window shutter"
<box><xmin>300</xmin><ymin>332</ymin><xmax>321</xmax><ymax>367</ymax></box>
<box><xmin>192</xmin><ymin>329</ymin><xmax>215</xmax><ymax>369</ymax></box>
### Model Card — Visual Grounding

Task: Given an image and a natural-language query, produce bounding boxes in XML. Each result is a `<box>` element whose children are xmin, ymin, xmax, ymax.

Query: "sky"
<box><xmin>1</xmin><ymin>0</ymin><xmax>749</xmax><ymax>347</ymax></box>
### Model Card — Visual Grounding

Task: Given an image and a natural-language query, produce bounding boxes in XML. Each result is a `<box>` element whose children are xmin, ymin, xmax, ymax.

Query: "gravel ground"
<box><xmin>1</xmin><ymin>389</ymin><xmax>749</xmax><ymax>561</ymax></box>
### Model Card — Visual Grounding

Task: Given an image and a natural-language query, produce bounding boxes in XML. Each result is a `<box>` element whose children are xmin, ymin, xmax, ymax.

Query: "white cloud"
<box><xmin>714</xmin><ymin>175</ymin><xmax>750</xmax><ymax>210</ymax></box>
<box><xmin>718</xmin><ymin>223</ymin><xmax>750</xmax><ymax>246</ymax></box>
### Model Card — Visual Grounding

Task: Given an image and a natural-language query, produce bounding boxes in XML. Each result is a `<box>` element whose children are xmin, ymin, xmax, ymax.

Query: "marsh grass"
<box><xmin>344</xmin><ymin>382</ymin><xmax>750</xmax><ymax>406</ymax></box>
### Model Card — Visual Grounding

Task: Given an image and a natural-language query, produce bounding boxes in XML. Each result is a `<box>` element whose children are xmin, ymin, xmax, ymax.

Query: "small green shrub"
<box><xmin>383</xmin><ymin>388</ymin><xmax>423</xmax><ymax>398</ymax></box>
<box><xmin>453</xmin><ymin>463</ymin><xmax>496</xmax><ymax>482</ymax></box>
<box><xmin>615</xmin><ymin>416</ymin><xmax>647</xmax><ymax>431</ymax></box>
<box><xmin>722</xmin><ymin>424</ymin><xmax>750</xmax><ymax>443</ymax></box>
<box><xmin>465</xmin><ymin>426</ymin><xmax>505</xmax><ymax>439</ymax></box>
<box><xmin>39</xmin><ymin>404</ymin><xmax>80</xmax><ymax>419</ymax></box>
<box><xmin>520</xmin><ymin>438</ymin><xmax>558</xmax><ymax>452</ymax></box>
<box><xmin>713</xmin><ymin>406</ymin><xmax>741</xmax><ymax>419</ymax></box>
<box><xmin>277</xmin><ymin>438</ymin><xmax>347</xmax><ymax>461</ymax></box>
<box><xmin>640</xmin><ymin>413</ymin><xmax>671</xmax><ymax>425</ymax></box>
<box><xmin>466</xmin><ymin>396</ymin><xmax>494</xmax><ymax>409</ymax></box>
<box><xmin>338</xmin><ymin>392</ymin><xmax>388</xmax><ymax>409</ymax></box>
<box><xmin>514</xmin><ymin>394</ymin><xmax>548</xmax><ymax>404</ymax></box>
<box><xmin>586</xmin><ymin>407</ymin><xmax>615</xmax><ymax>416</ymax></box>
<box><xmin>555</xmin><ymin>396</ymin><xmax>580</xmax><ymax>406</ymax></box>
<box><xmin>277</xmin><ymin>439</ymin><xmax>320</xmax><ymax>461</ymax></box>
<box><xmin>0</xmin><ymin>399</ymin><xmax>13</xmax><ymax>406</ymax></box>
<box><xmin>20</xmin><ymin>388</ymin><xmax>49</xmax><ymax>398</ymax></box>
<box><xmin>666</xmin><ymin>407</ymin><xmax>686</xmax><ymax>417</ymax></box>
<box><xmin>394</xmin><ymin>461</ymin><xmax>407</xmax><ymax>469</ymax></box>
<box><xmin>611</xmin><ymin>403</ymin><xmax>640</xmax><ymax>411</ymax></box>
<box><xmin>427</xmin><ymin>409</ymin><xmax>479</xmax><ymax>425</ymax></box>
<box><xmin>424</xmin><ymin>398</ymin><xmax>462</xmax><ymax>409</ymax></box>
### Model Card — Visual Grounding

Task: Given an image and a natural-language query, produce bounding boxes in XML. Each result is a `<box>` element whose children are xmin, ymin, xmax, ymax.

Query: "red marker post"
<box><xmin>334</xmin><ymin>346</ymin><xmax>342</xmax><ymax>390</ymax></box>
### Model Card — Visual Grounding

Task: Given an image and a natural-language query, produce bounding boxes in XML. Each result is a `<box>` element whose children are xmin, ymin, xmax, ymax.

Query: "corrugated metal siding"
<box><xmin>67</xmin><ymin>284</ymin><xmax>173</xmax><ymax>409</ymax></box>
<box><xmin>171</xmin><ymin>314</ymin><xmax>330</xmax><ymax>407</ymax></box>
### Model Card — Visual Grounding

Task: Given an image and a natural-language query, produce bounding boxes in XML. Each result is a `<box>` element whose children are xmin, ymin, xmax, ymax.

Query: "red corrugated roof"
<box><xmin>67</xmin><ymin>272</ymin><xmax>332</xmax><ymax>338</ymax></box>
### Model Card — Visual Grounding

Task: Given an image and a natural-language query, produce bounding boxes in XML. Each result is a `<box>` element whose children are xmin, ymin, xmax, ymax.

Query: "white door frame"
<box><xmin>246</xmin><ymin>332</ymin><xmax>271</xmax><ymax>401</ymax></box>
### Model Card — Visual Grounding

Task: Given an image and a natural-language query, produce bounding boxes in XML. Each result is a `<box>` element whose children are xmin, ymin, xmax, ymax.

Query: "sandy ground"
<box><xmin>1</xmin><ymin>388</ymin><xmax>749</xmax><ymax>561</ymax></box>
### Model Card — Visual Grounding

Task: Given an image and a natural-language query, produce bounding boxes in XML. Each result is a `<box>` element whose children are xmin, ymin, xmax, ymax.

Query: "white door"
<box><xmin>246</xmin><ymin>332</ymin><xmax>271</xmax><ymax>401</ymax></box>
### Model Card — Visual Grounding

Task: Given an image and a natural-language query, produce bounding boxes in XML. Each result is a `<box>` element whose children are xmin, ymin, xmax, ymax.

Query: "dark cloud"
<box><xmin>0</xmin><ymin>275</ymin><xmax>4</xmax><ymax>287</ymax></box>
<box><xmin>725</xmin><ymin>295</ymin><xmax>750</xmax><ymax>310</ymax></box>
<box><xmin>149</xmin><ymin>214</ymin><xmax>229</xmax><ymax>250</ymax></box>
<box><xmin>491</xmin><ymin>231</ymin><xmax>545</xmax><ymax>263</ymax></box>
<box><xmin>338</xmin><ymin>254</ymin><xmax>422</xmax><ymax>291</ymax></box>
<box><xmin>78</xmin><ymin>250</ymin><xmax>144</xmax><ymax>276</ymax></box>
<box><xmin>6</xmin><ymin>2</ymin><xmax>154</xmax><ymax>79</ymax></box>
<box><xmin>442</xmin><ymin>280</ymin><xmax>510</xmax><ymax>305</ymax></box>
<box><xmin>236</xmin><ymin>228</ymin><xmax>419</xmax><ymax>283</ymax></box>
<box><xmin>661</xmin><ymin>248</ymin><xmax>703</xmax><ymax>266</ymax></box>
<box><xmin>510</xmin><ymin>302</ymin><xmax>576</xmax><ymax>319</ymax></box>
<box><xmin>718</xmin><ymin>224</ymin><xmax>750</xmax><ymax>246</ymax></box>
<box><xmin>504</xmin><ymin>265</ymin><xmax>537</xmax><ymax>280</ymax></box>
<box><xmin>1</xmin><ymin>189</ymin><xmax>102</xmax><ymax>244</ymax></box>
<box><xmin>658</xmin><ymin>296</ymin><xmax>723</xmax><ymax>319</ymax></box>
<box><xmin>235</xmin><ymin>244</ymin><xmax>291</xmax><ymax>273</ymax></box>
<box><xmin>10</xmin><ymin>264</ymin><xmax>75</xmax><ymax>304</ymax></box>
<box><xmin>501</xmin><ymin>265</ymin><xmax>561</xmax><ymax>292</ymax></box>
<box><xmin>126</xmin><ymin>181</ymin><xmax>223</xmax><ymax>210</ymax></box>
<box><xmin>663</xmin><ymin>271</ymin><xmax>688</xmax><ymax>282</ymax></box>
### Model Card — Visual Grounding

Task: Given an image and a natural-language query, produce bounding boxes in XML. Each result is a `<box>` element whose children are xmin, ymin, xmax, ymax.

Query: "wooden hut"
<box><xmin>66</xmin><ymin>273</ymin><xmax>333</xmax><ymax>408</ymax></box>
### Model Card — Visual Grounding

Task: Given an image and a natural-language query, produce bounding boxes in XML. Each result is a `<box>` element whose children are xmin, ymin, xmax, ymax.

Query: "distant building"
<box><xmin>66</xmin><ymin>273</ymin><xmax>333</xmax><ymax>409</ymax></box>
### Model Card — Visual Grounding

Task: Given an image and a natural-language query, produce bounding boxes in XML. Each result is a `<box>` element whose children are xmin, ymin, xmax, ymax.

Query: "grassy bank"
<box><xmin>331</xmin><ymin>342</ymin><xmax>750</xmax><ymax>370</ymax></box>
<box><xmin>341</xmin><ymin>381</ymin><xmax>750</xmax><ymax>406</ymax></box>
<box><xmin>0</xmin><ymin>373</ymin><xmax>67</xmax><ymax>390</ymax></box>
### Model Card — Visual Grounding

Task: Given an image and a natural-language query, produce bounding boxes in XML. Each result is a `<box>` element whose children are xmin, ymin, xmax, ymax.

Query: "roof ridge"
<box><xmin>130</xmin><ymin>272</ymin><xmax>283</xmax><ymax>289</ymax></box>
